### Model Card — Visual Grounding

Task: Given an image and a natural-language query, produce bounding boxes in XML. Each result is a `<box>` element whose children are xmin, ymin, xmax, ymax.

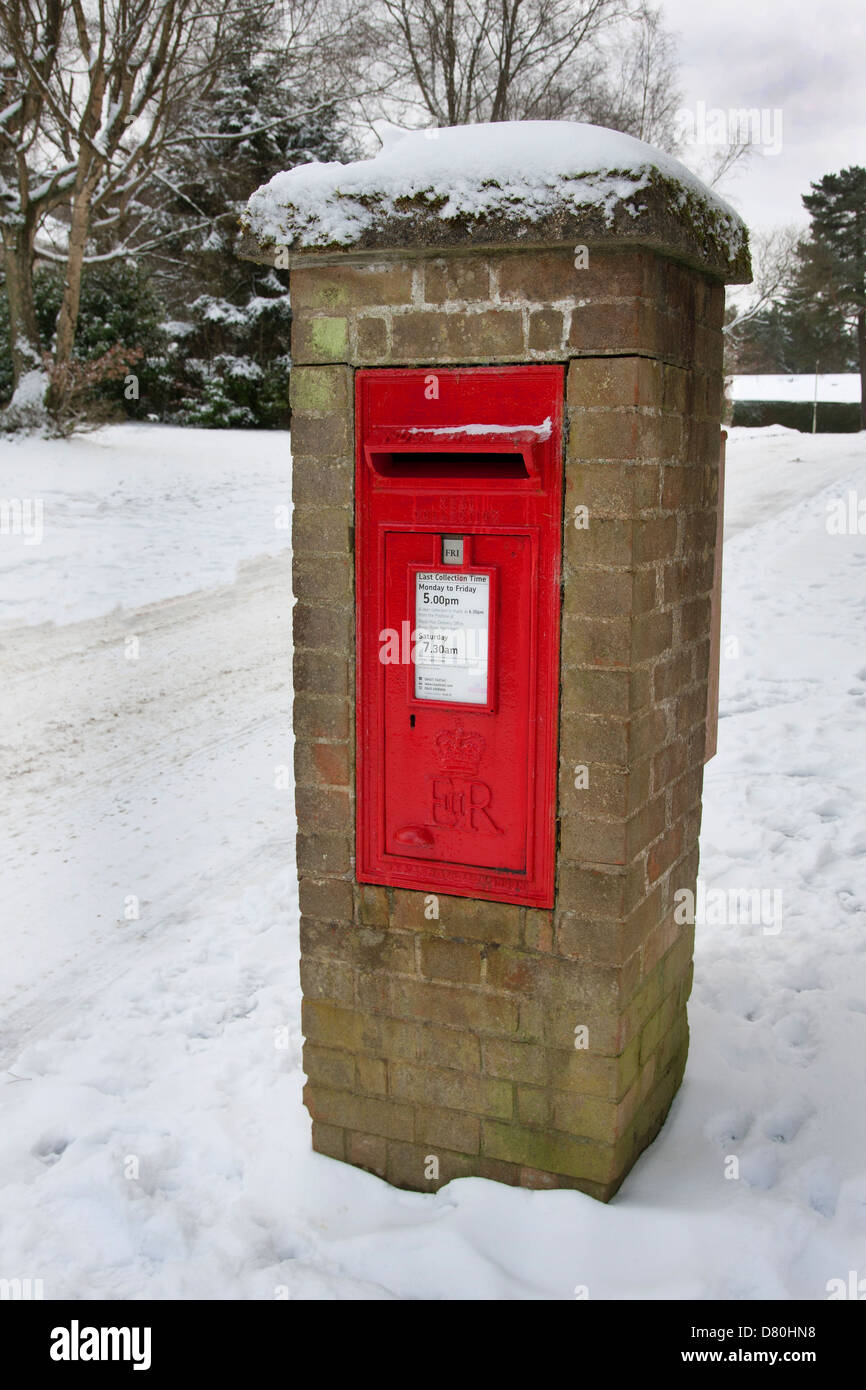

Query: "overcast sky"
<box><xmin>664</xmin><ymin>0</ymin><xmax>865</xmax><ymax>233</ymax></box>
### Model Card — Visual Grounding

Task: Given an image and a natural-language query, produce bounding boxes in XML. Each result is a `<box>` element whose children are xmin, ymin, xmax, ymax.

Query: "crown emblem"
<box><xmin>434</xmin><ymin>724</ymin><xmax>485</xmax><ymax>775</ymax></box>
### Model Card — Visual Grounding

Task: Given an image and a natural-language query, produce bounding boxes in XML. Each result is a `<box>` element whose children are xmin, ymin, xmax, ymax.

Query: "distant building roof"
<box><xmin>729</xmin><ymin>373</ymin><xmax>860</xmax><ymax>404</ymax></box>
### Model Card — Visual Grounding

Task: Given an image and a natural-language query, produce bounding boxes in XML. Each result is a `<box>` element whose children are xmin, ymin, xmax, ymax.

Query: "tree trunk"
<box><xmin>47</xmin><ymin>177</ymin><xmax>96</xmax><ymax>417</ymax></box>
<box><xmin>859</xmin><ymin>306</ymin><xmax>866</xmax><ymax>432</ymax></box>
<box><xmin>2</xmin><ymin>225</ymin><xmax>42</xmax><ymax>391</ymax></box>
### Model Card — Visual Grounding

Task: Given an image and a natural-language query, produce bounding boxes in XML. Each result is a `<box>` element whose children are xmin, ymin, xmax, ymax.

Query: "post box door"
<box><xmin>382</xmin><ymin>529</ymin><xmax>535</xmax><ymax>872</ymax></box>
<box><xmin>355</xmin><ymin>365</ymin><xmax>563</xmax><ymax>909</ymax></box>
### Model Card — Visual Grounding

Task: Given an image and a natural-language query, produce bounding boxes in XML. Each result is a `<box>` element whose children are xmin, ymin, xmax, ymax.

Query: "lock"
<box><xmin>355</xmin><ymin>366</ymin><xmax>563</xmax><ymax>907</ymax></box>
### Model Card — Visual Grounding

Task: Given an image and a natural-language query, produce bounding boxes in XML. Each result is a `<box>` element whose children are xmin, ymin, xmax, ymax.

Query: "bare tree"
<box><xmin>0</xmin><ymin>0</ymin><xmax>272</xmax><ymax>416</ymax></box>
<box><xmin>722</xmin><ymin>224</ymin><xmax>799</xmax><ymax>378</ymax></box>
<box><xmin>703</xmin><ymin>140</ymin><xmax>754</xmax><ymax>191</ymax></box>
<box><xmin>724</xmin><ymin>225</ymin><xmax>799</xmax><ymax>337</ymax></box>
<box><xmin>369</xmin><ymin>0</ymin><xmax>681</xmax><ymax>134</ymax></box>
<box><xmin>578</xmin><ymin>4</ymin><xmax>681</xmax><ymax>147</ymax></box>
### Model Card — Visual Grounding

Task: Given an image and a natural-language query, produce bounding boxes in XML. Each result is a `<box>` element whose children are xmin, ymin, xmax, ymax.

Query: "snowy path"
<box><xmin>0</xmin><ymin>424</ymin><xmax>864</xmax><ymax>1299</ymax></box>
<box><xmin>0</xmin><ymin>423</ymin><xmax>290</xmax><ymax>630</ymax></box>
<box><xmin>0</xmin><ymin>551</ymin><xmax>293</xmax><ymax>1063</ymax></box>
<box><xmin>722</xmin><ymin>425</ymin><xmax>866</xmax><ymax>539</ymax></box>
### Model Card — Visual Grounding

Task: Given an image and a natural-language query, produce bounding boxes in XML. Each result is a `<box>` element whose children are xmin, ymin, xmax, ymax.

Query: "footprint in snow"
<box><xmin>762</xmin><ymin>1098</ymin><xmax>814</xmax><ymax>1143</ymax></box>
<box><xmin>778</xmin><ymin>959</ymin><xmax>824</xmax><ymax>993</ymax></box>
<box><xmin>772</xmin><ymin>1011</ymin><xmax>818</xmax><ymax>1065</ymax></box>
<box><xmin>795</xmin><ymin>1160</ymin><xmax>840</xmax><ymax>1218</ymax></box>
<box><xmin>738</xmin><ymin>1144</ymin><xmax>781</xmax><ymax>1190</ymax></box>
<box><xmin>835</xmin><ymin>1175</ymin><xmax>866</xmax><ymax>1232</ymax></box>
<box><xmin>704</xmin><ymin>1108</ymin><xmax>754</xmax><ymax>1147</ymax></box>
<box><xmin>32</xmin><ymin>1133</ymin><xmax>70</xmax><ymax>1165</ymax></box>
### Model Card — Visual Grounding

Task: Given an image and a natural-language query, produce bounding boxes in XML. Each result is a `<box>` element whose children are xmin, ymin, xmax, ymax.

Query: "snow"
<box><xmin>7</xmin><ymin>367</ymin><xmax>47</xmax><ymax>408</ymax></box>
<box><xmin>193</xmin><ymin>296</ymin><xmax>254</xmax><ymax>328</ymax></box>
<box><xmin>243</xmin><ymin>120</ymin><xmax>746</xmax><ymax>257</ymax></box>
<box><xmin>1</xmin><ymin>422</ymin><xmax>865</xmax><ymax>1298</ymax></box>
<box><xmin>160</xmin><ymin>319</ymin><xmax>195</xmax><ymax>339</ymax></box>
<box><xmin>1</xmin><ymin>368</ymin><xmax>49</xmax><ymax>432</ymax></box>
<box><xmin>407</xmin><ymin>417</ymin><xmax>552</xmax><ymax>439</ymax></box>
<box><xmin>214</xmin><ymin>355</ymin><xmax>265</xmax><ymax>381</ymax></box>
<box><xmin>0</xmin><ymin>423</ymin><xmax>289</xmax><ymax>629</ymax></box>
<box><xmin>730</xmin><ymin>374</ymin><xmax>861</xmax><ymax>404</ymax></box>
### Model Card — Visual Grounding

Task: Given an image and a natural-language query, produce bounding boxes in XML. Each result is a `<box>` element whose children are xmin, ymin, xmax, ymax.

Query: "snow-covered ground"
<box><xmin>0</xmin><ymin>423</ymin><xmax>290</xmax><ymax>629</ymax></box>
<box><xmin>0</xmin><ymin>422</ymin><xmax>864</xmax><ymax>1299</ymax></box>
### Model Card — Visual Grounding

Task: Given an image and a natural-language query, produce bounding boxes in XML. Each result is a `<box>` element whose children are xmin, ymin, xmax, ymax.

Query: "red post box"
<box><xmin>356</xmin><ymin>365</ymin><xmax>563</xmax><ymax>908</ymax></box>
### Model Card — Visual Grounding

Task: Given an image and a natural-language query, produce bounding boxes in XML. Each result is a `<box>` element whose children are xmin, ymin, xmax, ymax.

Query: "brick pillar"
<box><xmin>245</xmin><ymin>151</ymin><xmax>749</xmax><ymax>1199</ymax></box>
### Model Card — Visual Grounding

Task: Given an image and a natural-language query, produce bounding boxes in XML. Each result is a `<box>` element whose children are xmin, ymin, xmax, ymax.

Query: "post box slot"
<box><xmin>367</xmin><ymin>450</ymin><xmax>531</xmax><ymax>480</ymax></box>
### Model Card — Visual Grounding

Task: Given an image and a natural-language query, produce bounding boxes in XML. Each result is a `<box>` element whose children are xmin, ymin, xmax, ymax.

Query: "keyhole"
<box><xmin>409</xmin><ymin>714</ymin><xmax>416</xmax><ymax>728</ymax></box>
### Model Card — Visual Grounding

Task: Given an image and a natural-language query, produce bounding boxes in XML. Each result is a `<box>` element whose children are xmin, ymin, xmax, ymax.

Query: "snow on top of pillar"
<box><xmin>242</xmin><ymin>121</ymin><xmax>750</xmax><ymax>281</ymax></box>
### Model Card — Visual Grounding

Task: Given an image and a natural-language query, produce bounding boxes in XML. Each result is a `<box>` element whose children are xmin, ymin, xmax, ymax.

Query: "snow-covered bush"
<box><xmin>0</xmin><ymin>262</ymin><xmax>164</xmax><ymax>424</ymax></box>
